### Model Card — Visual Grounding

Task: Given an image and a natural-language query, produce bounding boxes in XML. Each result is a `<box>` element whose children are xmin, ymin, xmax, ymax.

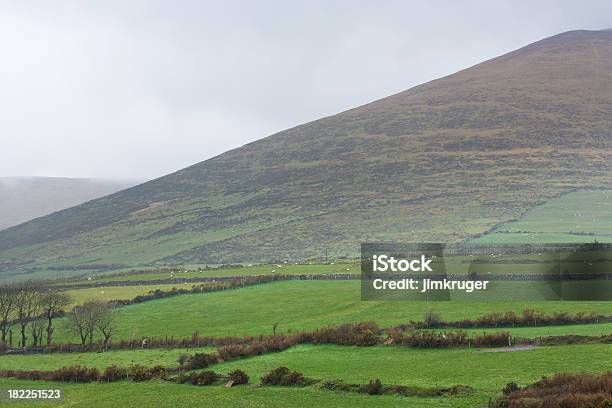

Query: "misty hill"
<box><xmin>0</xmin><ymin>177</ymin><xmax>138</xmax><ymax>231</ymax></box>
<box><xmin>1</xmin><ymin>29</ymin><xmax>612</xmax><ymax>279</ymax></box>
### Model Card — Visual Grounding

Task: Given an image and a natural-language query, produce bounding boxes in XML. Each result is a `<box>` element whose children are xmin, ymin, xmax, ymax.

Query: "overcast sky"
<box><xmin>1</xmin><ymin>1</ymin><xmax>611</xmax><ymax>180</ymax></box>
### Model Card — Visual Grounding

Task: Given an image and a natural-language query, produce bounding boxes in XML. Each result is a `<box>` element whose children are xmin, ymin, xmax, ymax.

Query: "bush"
<box><xmin>309</xmin><ymin>322</ymin><xmax>380</xmax><ymax>346</ymax></box>
<box><xmin>128</xmin><ymin>365</ymin><xmax>152</xmax><ymax>382</ymax></box>
<box><xmin>228</xmin><ymin>369</ymin><xmax>249</xmax><ymax>385</ymax></box>
<box><xmin>362</xmin><ymin>378</ymin><xmax>383</xmax><ymax>395</ymax></box>
<box><xmin>150</xmin><ymin>365</ymin><xmax>167</xmax><ymax>378</ymax></box>
<box><xmin>503</xmin><ymin>381</ymin><xmax>520</xmax><ymax>395</ymax></box>
<box><xmin>423</xmin><ymin>310</ymin><xmax>442</xmax><ymax>328</ymax></box>
<box><xmin>188</xmin><ymin>371</ymin><xmax>217</xmax><ymax>386</ymax></box>
<box><xmin>100</xmin><ymin>365</ymin><xmax>128</xmax><ymax>382</ymax></box>
<box><xmin>216</xmin><ymin>344</ymin><xmax>251</xmax><ymax>361</ymax></box>
<box><xmin>49</xmin><ymin>366</ymin><xmax>99</xmax><ymax>383</ymax></box>
<box><xmin>490</xmin><ymin>372</ymin><xmax>612</xmax><ymax>408</ymax></box>
<box><xmin>186</xmin><ymin>353</ymin><xmax>216</xmax><ymax>369</ymax></box>
<box><xmin>473</xmin><ymin>332</ymin><xmax>511</xmax><ymax>347</ymax></box>
<box><xmin>261</xmin><ymin>367</ymin><xmax>306</xmax><ymax>386</ymax></box>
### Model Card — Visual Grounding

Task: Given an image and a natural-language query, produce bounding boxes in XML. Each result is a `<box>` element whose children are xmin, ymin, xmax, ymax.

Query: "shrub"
<box><xmin>261</xmin><ymin>367</ymin><xmax>306</xmax><ymax>386</ymax></box>
<box><xmin>473</xmin><ymin>332</ymin><xmax>511</xmax><ymax>347</ymax></box>
<box><xmin>216</xmin><ymin>344</ymin><xmax>250</xmax><ymax>361</ymax></box>
<box><xmin>49</xmin><ymin>366</ymin><xmax>99</xmax><ymax>383</ymax></box>
<box><xmin>100</xmin><ymin>365</ymin><xmax>128</xmax><ymax>382</ymax></box>
<box><xmin>503</xmin><ymin>381</ymin><xmax>520</xmax><ymax>395</ymax></box>
<box><xmin>228</xmin><ymin>369</ymin><xmax>249</xmax><ymax>385</ymax></box>
<box><xmin>128</xmin><ymin>365</ymin><xmax>152</xmax><ymax>382</ymax></box>
<box><xmin>188</xmin><ymin>371</ymin><xmax>216</xmax><ymax>386</ymax></box>
<box><xmin>187</xmin><ymin>353</ymin><xmax>216</xmax><ymax>369</ymax></box>
<box><xmin>149</xmin><ymin>365</ymin><xmax>167</xmax><ymax>378</ymax></box>
<box><xmin>423</xmin><ymin>310</ymin><xmax>442</xmax><ymax>328</ymax></box>
<box><xmin>490</xmin><ymin>372</ymin><xmax>612</xmax><ymax>408</ymax></box>
<box><xmin>177</xmin><ymin>353</ymin><xmax>189</xmax><ymax>368</ymax></box>
<box><xmin>362</xmin><ymin>378</ymin><xmax>383</xmax><ymax>395</ymax></box>
<box><xmin>309</xmin><ymin>322</ymin><xmax>380</xmax><ymax>346</ymax></box>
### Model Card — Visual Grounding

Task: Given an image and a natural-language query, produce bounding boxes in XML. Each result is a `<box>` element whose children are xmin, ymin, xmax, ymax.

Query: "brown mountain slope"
<box><xmin>1</xmin><ymin>29</ymin><xmax>612</xmax><ymax>278</ymax></box>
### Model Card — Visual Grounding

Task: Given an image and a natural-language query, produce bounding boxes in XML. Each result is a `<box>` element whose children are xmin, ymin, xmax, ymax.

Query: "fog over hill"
<box><xmin>0</xmin><ymin>177</ymin><xmax>139</xmax><ymax>231</ymax></box>
<box><xmin>1</xmin><ymin>29</ymin><xmax>612</xmax><ymax>278</ymax></box>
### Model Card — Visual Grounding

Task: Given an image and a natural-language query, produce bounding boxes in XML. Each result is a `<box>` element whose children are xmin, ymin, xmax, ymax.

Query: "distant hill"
<box><xmin>0</xmin><ymin>177</ymin><xmax>138</xmax><ymax>231</ymax></box>
<box><xmin>1</xmin><ymin>29</ymin><xmax>612</xmax><ymax>279</ymax></box>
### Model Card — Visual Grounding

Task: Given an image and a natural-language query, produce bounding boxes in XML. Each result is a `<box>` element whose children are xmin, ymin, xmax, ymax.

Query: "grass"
<box><xmin>0</xmin><ymin>378</ymin><xmax>481</xmax><ymax>407</ymax></box>
<box><xmin>59</xmin><ymin>262</ymin><xmax>359</xmax><ymax>286</ymax></box>
<box><xmin>50</xmin><ymin>280</ymin><xmax>612</xmax><ymax>343</ymax></box>
<box><xmin>0</xmin><ymin>347</ymin><xmax>215</xmax><ymax>371</ymax></box>
<box><xmin>212</xmin><ymin>343</ymin><xmax>612</xmax><ymax>404</ymax></box>
<box><xmin>474</xmin><ymin>190</ymin><xmax>612</xmax><ymax>244</ymax></box>
<box><xmin>463</xmin><ymin>322</ymin><xmax>612</xmax><ymax>338</ymax></box>
<box><xmin>63</xmin><ymin>284</ymin><xmax>188</xmax><ymax>307</ymax></box>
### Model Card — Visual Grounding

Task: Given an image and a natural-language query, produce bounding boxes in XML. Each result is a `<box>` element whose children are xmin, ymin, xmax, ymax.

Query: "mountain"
<box><xmin>1</xmin><ymin>29</ymin><xmax>612</xmax><ymax>279</ymax></box>
<box><xmin>0</xmin><ymin>177</ymin><xmax>138</xmax><ymax>231</ymax></box>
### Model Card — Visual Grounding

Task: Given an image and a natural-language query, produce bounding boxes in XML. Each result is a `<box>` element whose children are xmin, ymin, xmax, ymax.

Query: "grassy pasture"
<box><xmin>51</xmin><ymin>280</ymin><xmax>612</xmax><ymax>343</ymax></box>
<box><xmin>0</xmin><ymin>347</ymin><xmax>215</xmax><ymax>371</ymax></box>
<box><xmin>212</xmin><ymin>343</ymin><xmax>611</xmax><ymax>405</ymax></box>
<box><xmin>63</xmin><ymin>284</ymin><xmax>188</xmax><ymax>307</ymax></box>
<box><xmin>0</xmin><ymin>378</ymin><xmax>479</xmax><ymax>408</ymax></box>
<box><xmin>59</xmin><ymin>263</ymin><xmax>360</xmax><ymax>286</ymax></box>
<box><xmin>474</xmin><ymin>190</ymin><xmax>612</xmax><ymax>243</ymax></box>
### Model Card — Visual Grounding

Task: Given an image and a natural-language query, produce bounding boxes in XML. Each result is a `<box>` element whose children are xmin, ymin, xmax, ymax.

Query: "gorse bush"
<box><xmin>128</xmin><ymin>365</ymin><xmax>153</xmax><ymax>382</ymax></box>
<box><xmin>188</xmin><ymin>371</ymin><xmax>217</xmax><ymax>386</ymax></box>
<box><xmin>305</xmin><ymin>322</ymin><xmax>380</xmax><ymax>346</ymax></box>
<box><xmin>386</xmin><ymin>329</ymin><xmax>511</xmax><ymax>348</ymax></box>
<box><xmin>100</xmin><ymin>365</ymin><xmax>128</xmax><ymax>382</ymax></box>
<box><xmin>362</xmin><ymin>378</ymin><xmax>383</xmax><ymax>395</ymax></box>
<box><xmin>186</xmin><ymin>352</ymin><xmax>216</xmax><ymax>369</ymax></box>
<box><xmin>48</xmin><ymin>365</ymin><xmax>99</xmax><ymax>383</ymax></box>
<box><xmin>490</xmin><ymin>372</ymin><xmax>612</xmax><ymax>408</ymax></box>
<box><xmin>387</xmin><ymin>329</ymin><xmax>469</xmax><ymax>348</ymax></box>
<box><xmin>228</xmin><ymin>369</ymin><xmax>249</xmax><ymax>385</ymax></box>
<box><xmin>473</xmin><ymin>332</ymin><xmax>511</xmax><ymax>347</ymax></box>
<box><xmin>261</xmin><ymin>367</ymin><xmax>307</xmax><ymax>386</ymax></box>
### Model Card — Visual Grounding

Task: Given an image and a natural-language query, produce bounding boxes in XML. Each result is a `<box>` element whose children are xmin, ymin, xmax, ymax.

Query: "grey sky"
<box><xmin>1</xmin><ymin>1</ymin><xmax>611</xmax><ymax>180</ymax></box>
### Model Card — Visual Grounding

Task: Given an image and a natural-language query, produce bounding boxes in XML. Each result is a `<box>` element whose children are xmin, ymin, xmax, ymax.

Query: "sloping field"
<box><xmin>0</xmin><ymin>347</ymin><xmax>215</xmax><ymax>371</ymax></box>
<box><xmin>474</xmin><ymin>190</ymin><xmax>612</xmax><ymax>243</ymax></box>
<box><xmin>0</xmin><ymin>378</ymin><xmax>477</xmax><ymax>408</ymax></box>
<box><xmin>212</xmin><ymin>344</ymin><xmax>611</xmax><ymax>406</ymax></box>
<box><xmin>51</xmin><ymin>280</ymin><xmax>612</xmax><ymax>343</ymax></box>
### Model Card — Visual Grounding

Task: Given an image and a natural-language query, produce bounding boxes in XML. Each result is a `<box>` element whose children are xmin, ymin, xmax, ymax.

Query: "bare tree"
<box><xmin>0</xmin><ymin>284</ymin><xmax>18</xmax><ymax>342</ymax></box>
<box><xmin>96</xmin><ymin>302</ymin><xmax>117</xmax><ymax>351</ymax></box>
<box><xmin>65</xmin><ymin>300</ymin><xmax>112</xmax><ymax>348</ymax></box>
<box><xmin>64</xmin><ymin>301</ymin><xmax>99</xmax><ymax>347</ymax></box>
<box><xmin>39</xmin><ymin>291</ymin><xmax>71</xmax><ymax>346</ymax></box>
<box><xmin>29</xmin><ymin>318</ymin><xmax>45</xmax><ymax>347</ymax></box>
<box><xmin>15</xmin><ymin>282</ymin><xmax>41</xmax><ymax>348</ymax></box>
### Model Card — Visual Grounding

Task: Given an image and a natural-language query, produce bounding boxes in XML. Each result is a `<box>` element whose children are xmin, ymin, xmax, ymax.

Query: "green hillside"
<box><xmin>2</xmin><ymin>29</ymin><xmax>612</xmax><ymax>279</ymax></box>
<box><xmin>473</xmin><ymin>189</ymin><xmax>612</xmax><ymax>243</ymax></box>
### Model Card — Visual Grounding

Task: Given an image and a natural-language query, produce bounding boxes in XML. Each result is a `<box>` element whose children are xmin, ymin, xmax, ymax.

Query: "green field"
<box><xmin>0</xmin><ymin>347</ymin><xmax>215</xmax><ymax>371</ymax></box>
<box><xmin>212</xmin><ymin>343</ymin><xmax>611</xmax><ymax>394</ymax></box>
<box><xmin>1</xmin><ymin>343</ymin><xmax>609</xmax><ymax>408</ymax></box>
<box><xmin>0</xmin><ymin>378</ymin><xmax>479</xmax><ymax>408</ymax></box>
<box><xmin>474</xmin><ymin>190</ymin><xmax>612</xmax><ymax>244</ymax></box>
<box><xmin>48</xmin><ymin>280</ymin><xmax>612</xmax><ymax>343</ymax></box>
<box><xmin>59</xmin><ymin>262</ymin><xmax>359</xmax><ymax>286</ymax></box>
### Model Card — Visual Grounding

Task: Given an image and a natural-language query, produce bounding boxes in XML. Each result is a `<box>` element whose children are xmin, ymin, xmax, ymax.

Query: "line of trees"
<box><xmin>0</xmin><ymin>282</ymin><xmax>70</xmax><ymax>348</ymax></box>
<box><xmin>63</xmin><ymin>300</ymin><xmax>117</xmax><ymax>350</ymax></box>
